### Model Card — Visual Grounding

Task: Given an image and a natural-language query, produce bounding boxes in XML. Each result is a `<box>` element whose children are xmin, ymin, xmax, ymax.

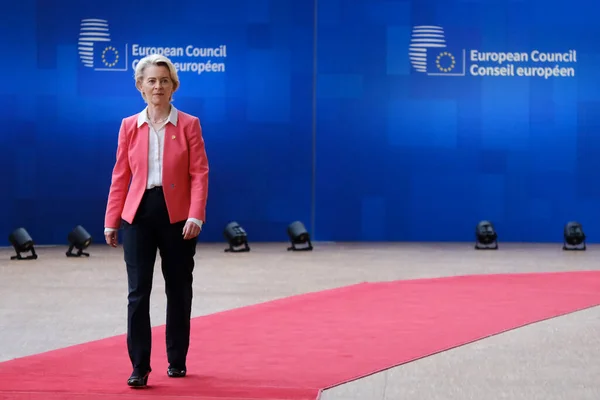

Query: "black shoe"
<box><xmin>127</xmin><ymin>368</ymin><xmax>151</xmax><ymax>388</ymax></box>
<box><xmin>167</xmin><ymin>366</ymin><xmax>186</xmax><ymax>377</ymax></box>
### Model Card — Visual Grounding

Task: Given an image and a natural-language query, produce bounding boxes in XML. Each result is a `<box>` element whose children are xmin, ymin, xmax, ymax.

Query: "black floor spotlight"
<box><xmin>563</xmin><ymin>221</ymin><xmax>586</xmax><ymax>251</ymax></box>
<box><xmin>287</xmin><ymin>221</ymin><xmax>313</xmax><ymax>251</ymax></box>
<box><xmin>223</xmin><ymin>221</ymin><xmax>250</xmax><ymax>252</ymax></box>
<box><xmin>475</xmin><ymin>220</ymin><xmax>498</xmax><ymax>250</ymax></box>
<box><xmin>8</xmin><ymin>227</ymin><xmax>38</xmax><ymax>260</ymax></box>
<box><xmin>66</xmin><ymin>225</ymin><xmax>93</xmax><ymax>257</ymax></box>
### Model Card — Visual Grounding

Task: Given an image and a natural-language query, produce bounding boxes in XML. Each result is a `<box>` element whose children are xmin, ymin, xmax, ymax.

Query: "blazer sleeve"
<box><xmin>104</xmin><ymin>119</ymin><xmax>131</xmax><ymax>229</ymax></box>
<box><xmin>187</xmin><ymin>117</ymin><xmax>209</xmax><ymax>222</ymax></box>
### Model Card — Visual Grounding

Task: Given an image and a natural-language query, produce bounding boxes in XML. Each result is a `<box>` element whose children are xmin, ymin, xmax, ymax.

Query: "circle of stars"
<box><xmin>101</xmin><ymin>46</ymin><xmax>119</xmax><ymax>68</ymax></box>
<box><xmin>435</xmin><ymin>51</ymin><xmax>456</xmax><ymax>72</ymax></box>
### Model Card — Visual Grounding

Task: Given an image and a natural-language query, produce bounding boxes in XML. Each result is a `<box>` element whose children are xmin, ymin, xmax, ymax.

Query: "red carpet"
<box><xmin>2</xmin><ymin>271</ymin><xmax>600</xmax><ymax>399</ymax></box>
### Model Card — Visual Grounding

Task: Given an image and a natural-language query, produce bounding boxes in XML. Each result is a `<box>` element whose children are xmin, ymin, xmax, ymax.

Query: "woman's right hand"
<box><xmin>105</xmin><ymin>231</ymin><xmax>118</xmax><ymax>247</ymax></box>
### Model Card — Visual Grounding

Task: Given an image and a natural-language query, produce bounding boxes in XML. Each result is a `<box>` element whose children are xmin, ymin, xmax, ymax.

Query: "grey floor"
<box><xmin>0</xmin><ymin>241</ymin><xmax>599</xmax><ymax>399</ymax></box>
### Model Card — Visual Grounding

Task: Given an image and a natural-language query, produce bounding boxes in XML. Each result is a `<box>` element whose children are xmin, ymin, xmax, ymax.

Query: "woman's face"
<box><xmin>139</xmin><ymin>65</ymin><xmax>174</xmax><ymax>106</ymax></box>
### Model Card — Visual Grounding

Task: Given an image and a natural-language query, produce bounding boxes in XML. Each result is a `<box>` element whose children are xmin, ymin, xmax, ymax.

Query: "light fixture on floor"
<box><xmin>563</xmin><ymin>221</ymin><xmax>586</xmax><ymax>251</ymax></box>
<box><xmin>287</xmin><ymin>221</ymin><xmax>313</xmax><ymax>251</ymax></box>
<box><xmin>475</xmin><ymin>220</ymin><xmax>498</xmax><ymax>250</ymax></box>
<box><xmin>66</xmin><ymin>225</ymin><xmax>92</xmax><ymax>257</ymax></box>
<box><xmin>223</xmin><ymin>221</ymin><xmax>250</xmax><ymax>252</ymax></box>
<box><xmin>8</xmin><ymin>227</ymin><xmax>38</xmax><ymax>260</ymax></box>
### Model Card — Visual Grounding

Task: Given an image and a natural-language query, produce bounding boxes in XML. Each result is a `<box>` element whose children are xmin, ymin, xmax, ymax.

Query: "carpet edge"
<box><xmin>316</xmin><ymin>302</ymin><xmax>600</xmax><ymax>393</ymax></box>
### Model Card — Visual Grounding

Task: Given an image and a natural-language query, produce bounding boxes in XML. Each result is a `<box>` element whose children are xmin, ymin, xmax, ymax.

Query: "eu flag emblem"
<box><xmin>426</xmin><ymin>47</ymin><xmax>466</xmax><ymax>76</ymax></box>
<box><xmin>93</xmin><ymin>43</ymin><xmax>128</xmax><ymax>71</ymax></box>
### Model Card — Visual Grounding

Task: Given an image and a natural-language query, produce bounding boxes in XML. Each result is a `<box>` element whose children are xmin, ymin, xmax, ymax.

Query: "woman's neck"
<box><xmin>147</xmin><ymin>104</ymin><xmax>171</xmax><ymax>123</ymax></box>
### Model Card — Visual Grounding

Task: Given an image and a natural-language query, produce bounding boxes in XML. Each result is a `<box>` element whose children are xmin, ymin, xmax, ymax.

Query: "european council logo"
<box><xmin>78</xmin><ymin>18</ymin><xmax>128</xmax><ymax>71</ymax></box>
<box><xmin>409</xmin><ymin>25</ymin><xmax>465</xmax><ymax>76</ymax></box>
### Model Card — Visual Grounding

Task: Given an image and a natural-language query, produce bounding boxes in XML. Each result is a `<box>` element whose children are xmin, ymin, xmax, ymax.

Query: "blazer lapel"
<box><xmin>138</xmin><ymin>122</ymin><xmax>149</xmax><ymax>187</ymax></box>
<box><xmin>163</xmin><ymin>123</ymin><xmax>177</xmax><ymax>183</ymax></box>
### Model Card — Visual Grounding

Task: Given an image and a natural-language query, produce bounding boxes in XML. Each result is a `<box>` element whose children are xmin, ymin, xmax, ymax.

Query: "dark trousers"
<box><xmin>122</xmin><ymin>187</ymin><xmax>197</xmax><ymax>374</ymax></box>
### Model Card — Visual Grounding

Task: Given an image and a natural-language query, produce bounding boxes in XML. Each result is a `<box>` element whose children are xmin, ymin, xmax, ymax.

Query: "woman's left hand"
<box><xmin>182</xmin><ymin>221</ymin><xmax>201</xmax><ymax>240</ymax></box>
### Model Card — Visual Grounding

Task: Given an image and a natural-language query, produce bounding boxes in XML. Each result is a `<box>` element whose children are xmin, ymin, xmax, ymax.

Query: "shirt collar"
<box><xmin>137</xmin><ymin>105</ymin><xmax>178</xmax><ymax>127</ymax></box>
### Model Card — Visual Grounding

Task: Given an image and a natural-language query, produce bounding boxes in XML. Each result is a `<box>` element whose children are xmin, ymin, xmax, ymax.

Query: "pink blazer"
<box><xmin>104</xmin><ymin>110</ymin><xmax>209</xmax><ymax>229</ymax></box>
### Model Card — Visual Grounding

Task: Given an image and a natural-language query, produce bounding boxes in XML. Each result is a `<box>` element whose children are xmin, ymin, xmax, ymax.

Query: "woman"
<box><xmin>104</xmin><ymin>54</ymin><xmax>209</xmax><ymax>388</ymax></box>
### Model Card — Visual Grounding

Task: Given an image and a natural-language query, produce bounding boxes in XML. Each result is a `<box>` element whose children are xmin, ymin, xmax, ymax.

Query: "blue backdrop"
<box><xmin>1</xmin><ymin>0</ymin><xmax>599</xmax><ymax>246</ymax></box>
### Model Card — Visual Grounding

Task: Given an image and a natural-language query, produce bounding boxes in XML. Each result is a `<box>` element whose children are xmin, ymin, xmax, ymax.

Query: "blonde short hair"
<box><xmin>134</xmin><ymin>54</ymin><xmax>180</xmax><ymax>102</ymax></box>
